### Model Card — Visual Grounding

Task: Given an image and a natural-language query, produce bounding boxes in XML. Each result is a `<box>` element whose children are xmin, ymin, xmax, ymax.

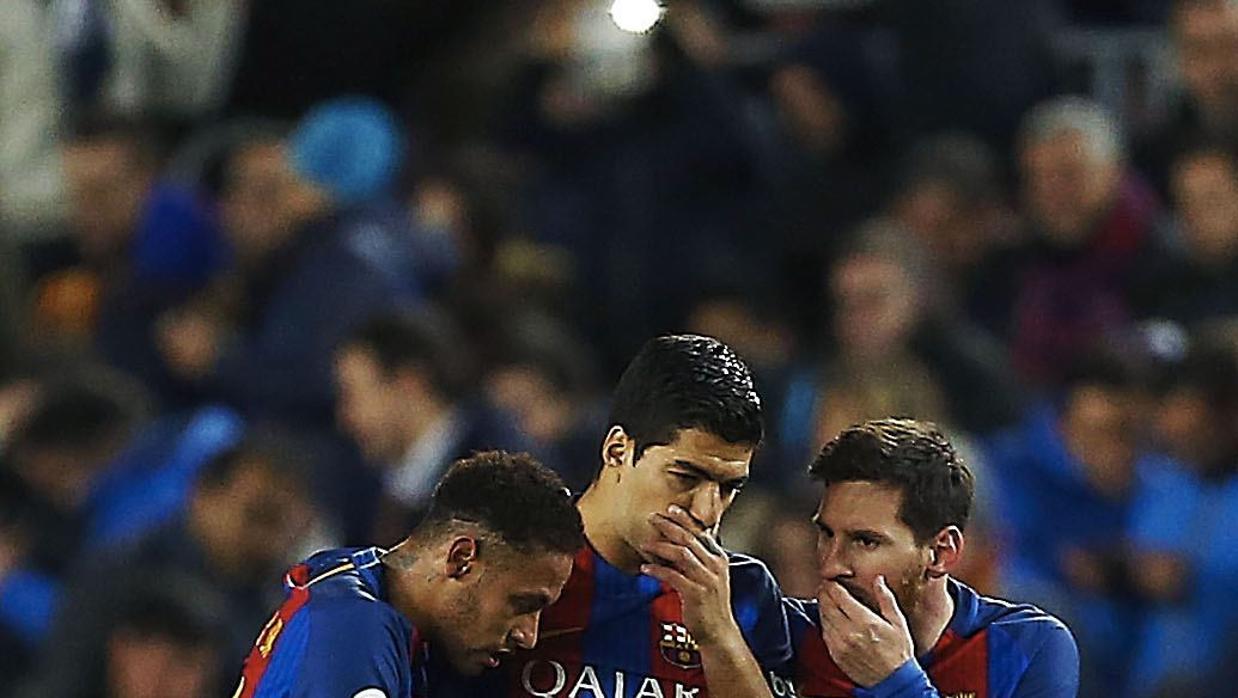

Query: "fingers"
<box><xmin>873</xmin><ymin>576</ymin><xmax>909</xmax><ymax>630</ymax></box>
<box><xmin>640</xmin><ymin>562</ymin><xmax>694</xmax><ymax>593</ymax></box>
<box><xmin>817</xmin><ymin>585</ymin><xmax>851</xmax><ymax>628</ymax></box>
<box><xmin>827</xmin><ymin>582</ymin><xmax>878</xmax><ymax>622</ymax></box>
<box><xmin>648</xmin><ymin>512</ymin><xmax>723</xmax><ymax>572</ymax></box>
<box><xmin>661</xmin><ymin>505</ymin><xmax>722</xmax><ymax>551</ymax></box>
<box><xmin>641</xmin><ymin>540</ymin><xmax>707</xmax><ymax>573</ymax></box>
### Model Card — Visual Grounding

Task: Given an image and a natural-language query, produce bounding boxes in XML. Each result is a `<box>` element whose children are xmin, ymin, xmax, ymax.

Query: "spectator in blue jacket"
<box><xmin>155</xmin><ymin>98</ymin><xmax>421</xmax><ymax>429</ymax></box>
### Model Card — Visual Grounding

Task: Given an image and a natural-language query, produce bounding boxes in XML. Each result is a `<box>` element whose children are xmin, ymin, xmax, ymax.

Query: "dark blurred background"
<box><xmin>1</xmin><ymin>1</ymin><xmax>1236</xmax><ymax>696</ymax></box>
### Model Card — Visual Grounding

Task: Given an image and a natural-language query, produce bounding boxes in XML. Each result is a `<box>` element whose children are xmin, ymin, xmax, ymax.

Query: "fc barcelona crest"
<box><xmin>659</xmin><ymin>622</ymin><xmax>702</xmax><ymax>669</ymax></box>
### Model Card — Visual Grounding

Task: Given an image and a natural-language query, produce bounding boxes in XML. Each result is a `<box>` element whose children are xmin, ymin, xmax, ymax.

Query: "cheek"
<box><xmin>853</xmin><ymin>547</ymin><xmax>918</xmax><ymax>580</ymax></box>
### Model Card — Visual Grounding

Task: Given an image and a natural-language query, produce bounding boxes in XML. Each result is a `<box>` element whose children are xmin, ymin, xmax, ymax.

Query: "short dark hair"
<box><xmin>343</xmin><ymin>309</ymin><xmax>467</xmax><ymax>400</ymax></box>
<box><xmin>895</xmin><ymin>133</ymin><xmax>1000</xmax><ymax>207</ymax></box>
<box><xmin>608</xmin><ymin>334</ymin><xmax>763</xmax><ymax>459</ymax></box>
<box><xmin>809</xmin><ymin>418</ymin><xmax>973</xmax><ymax>543</ymax></box>
<box><xmin>113</xmin><ymin>576</ymin><xmax>225</xmax><ymax>649</ymax></box>
<box><xmin>194</xmin><ymin>430</ymin><xmax>309</xmax><ymax>495</ymax></box>
<box><xmin>422</xmin><ymin>450</ymin><xmax>583</xmax><ymax>555</ymax></box>
<box><xmin>11</xmin><ymin>377</ymin><xmax>139</xmax><ymax>458</ymax></box>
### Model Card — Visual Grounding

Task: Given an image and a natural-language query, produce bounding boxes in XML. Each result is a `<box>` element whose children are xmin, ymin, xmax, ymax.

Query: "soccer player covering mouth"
<box><xmin>231</xmin><ymin>451</ymin><xmax>583</xmax><ymax>698</ymax></box>
<box><xmin>786</xmin><ymin>419</ymin><xmax>1079</xmax><ymax>698</ymax></box>
<box><xmin>433</xmin><ymin>334</ymin><xmax>795</xmax><ymax>698</ymax></box>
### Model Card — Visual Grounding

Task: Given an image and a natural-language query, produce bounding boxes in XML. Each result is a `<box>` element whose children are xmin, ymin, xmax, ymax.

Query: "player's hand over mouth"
<box><xmin>639</xmin><ymin>505</ymin><xmax>738</xmax><ymax>646</ymax></box>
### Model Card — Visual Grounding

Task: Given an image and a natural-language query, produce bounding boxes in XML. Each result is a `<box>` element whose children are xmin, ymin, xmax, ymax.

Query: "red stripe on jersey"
<box><xmin>795</xmin><ymin>625</ymin><xmax>992</xmax><ymax>697</ymax></box>
<box><xmin>235</xmin><ymin>564</ymin><xmax>313</xmax><ymax>698</ymax></box>
<box><xmin>648</xmin><ymin>581</ymin><xmax>706</xmax><ymax>690</ymax></box>
<box><xmin>922</xmin><ymin>629</ymin><xmax>989</xmax><ymax>698</ymax></box>
<box><xmin>507</xmin><ymin>546</ymin><xmax>596</xmax><ymax>698</ymax></box>
<box><xmin>794</xmin><ymin>624</ymin><xmax>857</xmax><ymax>697</ymax></box>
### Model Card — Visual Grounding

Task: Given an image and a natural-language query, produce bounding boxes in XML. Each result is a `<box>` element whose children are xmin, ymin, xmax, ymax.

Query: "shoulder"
<box><xmin>726</xmin><ymin>551</ymin><xmax>780</xmax><ymax>590</ymax></box>
<box><xmin>958</xmin><ymin>582</ymin><xmax>1076</xmax><ymax>659</ymax></box>
<box><xmin>726</xmin><ymin>552</ymin><xmax>785</xmax><ymax>618</ymax></box>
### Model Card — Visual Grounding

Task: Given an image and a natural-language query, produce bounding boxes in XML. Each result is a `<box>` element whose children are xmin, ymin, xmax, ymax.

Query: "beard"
<box><xmin>835</xmin><ymin>564</ymin><xmax>928</xmax><ymax>622</ymax></box>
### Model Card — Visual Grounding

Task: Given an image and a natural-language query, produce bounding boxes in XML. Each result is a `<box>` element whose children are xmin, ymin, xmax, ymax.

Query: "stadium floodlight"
<box><xmin>609</xmin><ymin>0</ymin><xmax>663</xmax><ymax>34</ymax></box>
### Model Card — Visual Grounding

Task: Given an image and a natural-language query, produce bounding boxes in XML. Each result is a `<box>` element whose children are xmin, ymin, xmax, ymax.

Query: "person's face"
<box><xmin>814</xmin><ymin>481</ymin><xmax>934</xmax><ymax>621</ymax></box>
<box><xmin>1021</xmin><ymin>131</ymin><xmax>1119</xmax><ymax>247</ymax></box>
<box><xmin>486</xmin><ymin>366</ymin><xmax>573</xmax><ymax>444</ymax></box>
<box><xmin>334</xmin><ymin>347</ymin><xmax>409</xmax><ymax>464</ymax></box>
<box><xmin>1174</xmin><ymin>2</ymin><xmax>1238</xmax><ymax>120</ymax></box>
<box><xmin>63</xmin><ymin>139</ymin><xmax>152</xmax><ymax>261</ymax></box>
<box><xmin>107</xmin><ymin>631</ymin><xmax>215</xmax><ymax>698</ymax></box>
<box><xmin>1155</xmin><ymin>386</ymin><xmax>1224</xmax><ymax>469</ymax></box>
<box><xmin>195</xmin><ymin>460</ymin><xmax>312</xmax><ymax>579</ymax></box>
<box><xmin>435</xmin><ymin>545</ymin><xmax>573</xmax><ymax>674</ymax></box>
<box><xmin>1171</xmin><ymin>152</ymin><xmax>1238</xmax><ymax>264</ymax></box>
<box><xmin>607</xmin><ymin>427</ymin><xmax>752</xmax><ymax>564</ymax></box>
<box><xmin>220</xmin><ymin>141</ymin><xmax>300</xmax><ymax>264</ymax></box>
<box><xmin>830</xmin><ymin>255</ymin><xmax>919</xmax><ymax>359</ymax></box>
<box><xmin>1060</xmin><ymin>386</ymin><xmax>1138</xmax><ymax>497</ymax></box>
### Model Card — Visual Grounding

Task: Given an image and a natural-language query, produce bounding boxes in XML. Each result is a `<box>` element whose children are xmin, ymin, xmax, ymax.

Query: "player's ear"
<box><xmin>600</xmin><ymin>426</ymin><xmax>630</xmax><ymax>473</ymax></box>
<box><xmin>445</xmin><ymin>536</ymin><xmax>479</xmax><ymax>579</ymax></box>
<box><xmin>926</xmin><ymin>526</ymin><xmax>964</xmax><ymax>579</ymax></box>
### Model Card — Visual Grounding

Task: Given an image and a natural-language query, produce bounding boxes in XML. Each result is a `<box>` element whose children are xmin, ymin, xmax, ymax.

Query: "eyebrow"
<box><xmin>810</xmin><ymin>517</ymin><xmax>890</xmax><ymax>542</ymax></box>
<box><xmin>671</xmin><ymin>459</ymin><xmax>749</xmax><ymax>489</ymax></box>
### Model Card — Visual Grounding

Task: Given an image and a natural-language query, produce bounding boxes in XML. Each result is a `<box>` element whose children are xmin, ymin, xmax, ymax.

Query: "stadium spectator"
<box><xmin>155</xmin><ymin>98</ymin><xmax>419</xmax><ymax>427</ymax></box>
<box><xmin>1136</xmin><ymin>0</ymin><xmax>1238</xmax><ymax>194</ymax></box>
<box><xmin>95</xmin><ymin>577</ymin><xmax>229</xmax><ymax>698</ymax></box>
<box><xmin>1124</xmin><ymin>341</ymin><xmax>1238</xmax><ymax>695</ymax></box>
<box><xmin>23</xmin><ymin>436</ymin><xmax>316</xmax><ymax>695</ymax></box>
<box><xmin>25</xmin><ymin>114</ymin><xmax>224</xmax><ymax>369</ymax></box>
<box><xmin>334</xmin><ymin>309</ymin><xmax>531</xmax><ymax>544</ymax></box>
<box><xmin>482</xmin><ymin>314</ymin><xmax>605</xmax><ymax>491</ymax></box>
<box><xmin>885</xmin><ymin>133</ymin><xmax>1024</xmax><ymax>336</ymax></box>
<box><xmin>984</xmin><ymin>351</ymin><xmax>1167</xmax><ymax>697</ymax></box>
<box><xmin>1010</xmin><ymin>97</ymin><xmax>1164</xmax><ymax>386</ymax></box>
<box><xmin>1131</xmin><ymin>141</ymin><xmax>1238</xmax><ymax>324</ymax></box>
<box><xmin>779</xmin><ymin>220</ymin><xmax>1021</xmax><ymax>466</ymax></box>
<box><xmin>0</xmin><ymin>370</ymin><xmax>141</xmax><ymax>692</ymax></box>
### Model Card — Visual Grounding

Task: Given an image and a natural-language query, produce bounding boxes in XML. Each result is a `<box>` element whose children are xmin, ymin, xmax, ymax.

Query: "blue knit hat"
<box><xmin>288</xmin><ymin>96</ymin><xmax>405</xmax><ymax>205</ymax></box>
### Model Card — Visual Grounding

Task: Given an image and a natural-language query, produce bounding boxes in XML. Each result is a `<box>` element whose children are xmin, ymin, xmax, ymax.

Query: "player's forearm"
<box><xmin>698</xmin><ymin>625</ymin><xmax>774</xmax><ymax>698</ymax></box>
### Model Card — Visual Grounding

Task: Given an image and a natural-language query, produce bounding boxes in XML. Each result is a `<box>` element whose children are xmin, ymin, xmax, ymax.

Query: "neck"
<box><xmin>909</xmin><ymin>578</ymin><xmax>954</xmax><ymax>656</ymax></box>
<box><xmin>576</xmin><ymin>484</ymin><xmax>643</xmax><ymax>574</ymax></box>
<box><xmin>383</xmin><ymin>540</ymin><xmax>433</xmax><ymax>632</ymax></box>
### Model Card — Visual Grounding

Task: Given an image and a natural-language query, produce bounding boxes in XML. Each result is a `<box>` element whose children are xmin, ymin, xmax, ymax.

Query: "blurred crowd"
<box><xmin>1</xmin><ymin>0</ymin><xmax>1237</xmax><ymax>696</ymax></box>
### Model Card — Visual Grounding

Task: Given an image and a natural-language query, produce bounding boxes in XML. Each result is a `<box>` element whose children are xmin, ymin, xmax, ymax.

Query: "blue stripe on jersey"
<box><xmin>583</xmin><ymin>560</ymin><xmax>662</xmax><ymax>698</ymax></box>
<box><xmin>255</xmin><ymin>610</ymin><xmax>311</xmax><ymax>698</ymax></box>
<box><xmin>986</xmin><ymin>624</ymin><xmax>1031</xmax><ymax>698</ymax></box>
<box><xmin>735</xmin><ymin>596</ymin><xmax>759</xmax><ymax>636</ymax></box>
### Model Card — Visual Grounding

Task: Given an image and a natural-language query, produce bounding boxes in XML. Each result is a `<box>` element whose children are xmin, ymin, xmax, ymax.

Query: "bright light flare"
<box><xmin>609</xmin><ymin>0</ymin><xmax>663</xmax><ymax>34</ymax></box>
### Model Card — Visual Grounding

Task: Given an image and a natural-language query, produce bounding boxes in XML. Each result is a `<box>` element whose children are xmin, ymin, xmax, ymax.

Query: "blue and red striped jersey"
<box><xmin>432</xmin><ymin>544</ymin><xmax>794</xmax><ymax>697</ymax></box>
<box><xmin>784</xmin><ymin>579</ymin><xmax>1078</xmax><ymax>698</ymax></box>
<box><xmin>232</xmin><ymin>547</ymin><xmax>427</xmax><ymax>698</ymax></box>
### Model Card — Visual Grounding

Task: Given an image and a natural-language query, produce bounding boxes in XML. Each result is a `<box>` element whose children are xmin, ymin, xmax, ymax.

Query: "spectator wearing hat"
<box><xmin>155</xmin><ymin>97</ymin><xmax>421</xmax><ymax>428</ymax></box>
